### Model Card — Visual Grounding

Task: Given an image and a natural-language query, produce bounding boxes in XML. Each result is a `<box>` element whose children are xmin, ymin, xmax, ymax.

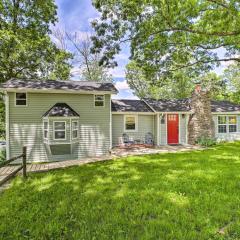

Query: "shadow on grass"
<box><xmin>1</xmin><ymin>142</ymin><xmax>240</xmax><ymax>239</ymax></box>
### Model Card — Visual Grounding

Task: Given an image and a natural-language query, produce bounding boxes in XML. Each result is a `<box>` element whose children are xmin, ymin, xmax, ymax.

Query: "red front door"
<box><xmin>167</xmin><ymin>114</ymin><xmax>179</xmax><ymax>144</ymax></box>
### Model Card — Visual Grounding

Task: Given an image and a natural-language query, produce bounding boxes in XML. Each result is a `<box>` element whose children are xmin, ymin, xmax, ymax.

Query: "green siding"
<box><xmin>8</xmin><ymin>92</ymin><xmax>111</xmax><ymax>162</ymax></box>
<box><xmin>112</xmin><ymin>114</ymin><xmax>154</xmax><ymax>146</ymax></box>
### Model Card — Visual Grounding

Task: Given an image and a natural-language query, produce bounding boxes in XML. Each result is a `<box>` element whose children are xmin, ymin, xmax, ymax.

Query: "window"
<box><xmin>124</xmin><ymin>115</ymin><xmax>137</xmax><ymax>131</ymax></box>
<box><xmin>43</xmin><ymin>121</ymin><xmax>48</xmax><ymax>139</ymax></box>
<box><xmin>94</xmin><ymin>95</ymin><xmax>104</xmax><ymax>107</ymax></box>
<box><xmin>72</xmin><ymin>121</ymin><xmax>78</xmax><ymax>139</ymax></box>
<box><xmin>229</xmin><ymin>116</ymin><xmax>237</xmax><ymax>133</ymax></box>
<box><xmin>16</xmin><ymin>93</ymin><xmax>27</xmax><ymax>106</ymax></box>
<box><xmin>54</xmin><ymin>121</ymin><xmax>66</xmax><ymax>140</ymax></box>
<box><xmin>218</xmin><ymin>116</ymin><xmax>237</xmax><ymax>133</ymax></box>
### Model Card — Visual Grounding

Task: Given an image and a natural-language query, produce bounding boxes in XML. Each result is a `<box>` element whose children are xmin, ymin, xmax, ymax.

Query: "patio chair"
<box><xmin>145</xmin><ymin>132</ymin><xmax>154</xmax><ymax>145</ymax></box>
<box><xmin>122</xmin><ymin>133</ymin><xmax>134</xmax><ymax>144</ymax></box>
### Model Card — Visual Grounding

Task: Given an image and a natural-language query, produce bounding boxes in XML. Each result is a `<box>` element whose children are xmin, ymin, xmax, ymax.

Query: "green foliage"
<box><xmin>1</xmin><ymin>142</ymin><xmax>240</xmax><ymax>239</ymax></box>
<box><xmin>0</xmin><ymin>149</ymin><xmax>6</xmax><ymax>162</ymax></box>
<box><xmin>92</xmin><ymin>0</ymin><xmax>240</xmax><ymax>88</ymax></box>
<box><xmin>196</xmin><ymin>136</ymin><xmax>217</xmax><ymax>147</ymax></box>
<box><xmin>0</xmin><ymin>0</ymin><xmax>72</xmax><ymax>82</ymax></box>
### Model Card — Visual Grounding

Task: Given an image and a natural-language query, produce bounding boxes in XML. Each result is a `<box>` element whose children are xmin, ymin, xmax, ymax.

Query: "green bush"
<box><xmin>0</xmin><ymin>149</ymin><xmax>6</xmax><ymax>162</ymax></box>
<box><xmin>196</xmin><ymin>136</ymin><xmax>217</xmax><ymax>147</ymax></box>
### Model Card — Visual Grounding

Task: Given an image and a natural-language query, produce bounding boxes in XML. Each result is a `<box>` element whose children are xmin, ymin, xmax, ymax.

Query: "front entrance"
<box><xmin>167</xmin><ymin>114</ymin><xmax>179</xmax><ymax>144</ymax></box>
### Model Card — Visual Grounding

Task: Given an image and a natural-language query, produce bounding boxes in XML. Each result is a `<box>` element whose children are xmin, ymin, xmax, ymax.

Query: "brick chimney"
<box><xmin>188</xmin><ymin>84</ymin><xmax>215</xmax><ymax>144</ymax></box>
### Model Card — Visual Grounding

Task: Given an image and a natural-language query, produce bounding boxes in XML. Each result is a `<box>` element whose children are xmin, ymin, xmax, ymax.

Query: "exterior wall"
<box><xmin>8</xmin><ymin>92</ymin><xmax>111</xmax><ymax>162</ymax></box>
<box><xmin>112</xmin><ymin>114</ymin><xmax>154</xmax><ymax>146</ymax></box>
<box><xmin>213</xmin><ymin>114</ymin><xmax>240</xmax><ymax>141</ymax></box>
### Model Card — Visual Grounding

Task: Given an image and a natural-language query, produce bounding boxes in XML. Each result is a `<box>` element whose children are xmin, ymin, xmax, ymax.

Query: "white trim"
<box><xmin>186</xmin><ymin>115</ymin><xmax>189</xmax><ymax>144</ymax></box>
<box><xmin>158</xmin><ymin>111</ymin><xmax>192</xmax><ymax>114</ymax></box>
<box><xmin>124</xmin><ymin>115</ymin><xmax>138</xmax><ymax>132</ymax></box>
<box><xmin>142</xmin><ymin>100</ymin><xmax>156</xmax><ymax>113</ymax></box>
<box><xmin>109</xmin><ymin>98</ymin><xmax>112</xmax><ymax>149</ymax></box>
<box><xmin>112</xmin><ymin>112</ymin><xmax>155</xmax><ymax>115</ymax></box>
<box><xmin>212</xmin><ymin>112</ymin><xmax>240</xmax><ymax>115</ymax></box>
<box><xmin>53</xmin><ymin>121</ymin><xmax>67</xmax><ymax>140</ymax></box>
<box><xmin>94</xmin><ymin>94</ymin><xmax>105</xmax><ymax>107</ymax></box>
<box><xmin>71</xmin><ymin>120</ymin><xmax>79</xmax><ymax>139</ymax></box>
<box><xmin>42</xmin><ymin>116</ymin><xmax>79</xmax><ymax>120</ymax></box>
<box><xmin>5</xmin><ymin>92</ymin><xmax>10</xmax><ymax>159</ymax></box>
<box><xmin>179</xmin><ymin>114</ymin><xmax>181</xmax><ymax>144</ymax></box>
<box><xmin>157</xmin><ymin>113</ymin><xmax>160</xmax><ymax>145</ymax></box>
<box><xmin>15</xmin><ymin>92</ymin><xmax>28</xmax><ymax>107</ymax></box>
<box><xmin>0</xmin><ymin>88</ymin><xmax>117</xmax><ymax>95</ymax></box>
<box><xmin>217</xmin><ymin>115</ymin><xmax>238</xmax><ymax>134</ymax></box>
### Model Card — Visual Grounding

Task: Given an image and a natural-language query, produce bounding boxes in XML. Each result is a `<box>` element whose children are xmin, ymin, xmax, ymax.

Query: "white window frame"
<box><xmin>15</xmin><ymin>92</ymin><xmax>28</xmax><ymax>106</ymax></box>
<box><xmin>53</xmin><ymin>121</ymin><xmax>66</xmax><ymax>140</ymax></box>
<box><xmin>43</xmin><ymin>120</ymin><xmax>49</xmax><ymax>139</ymax></box>
<box><xmin>94</xmin><ymin>94</ymin><xmax>105</xmax><ymax>107</ymax></box>
<box><xmin>218</xmin><ymin>115</ymin><xmax>237</xmax><ymax>134</ymax></box>
<box><xmin>124</xmin><ymin>115</ymin><xmax>138</xmax><ymax>132</ymax></box>
<box><xmin>71</xmin><ymin>120</ymin><xmax>78</xmax><ymax>139</ymax></box>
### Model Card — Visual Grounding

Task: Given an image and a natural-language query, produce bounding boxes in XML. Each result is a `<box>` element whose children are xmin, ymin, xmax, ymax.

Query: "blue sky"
<box><xmin>55</xmin><ymin>0</ymin><xmax>228</xmax><ymax>99</ymax></box>
<box><xmin>55</xmin><ymin>0</ymin><xmax>136</xmax><ymax>99</ymax></box>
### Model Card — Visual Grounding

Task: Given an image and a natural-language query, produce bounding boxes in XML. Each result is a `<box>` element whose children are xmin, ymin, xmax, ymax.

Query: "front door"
<box><xmin>167</xmin><ymin>114</ymin><xmax>179</xmax><ymax>144</ymax></box>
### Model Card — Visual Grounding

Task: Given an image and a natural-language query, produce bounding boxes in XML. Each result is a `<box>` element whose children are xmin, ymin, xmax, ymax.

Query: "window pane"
<box><xmin>229</xmin><ymin>116</ymin><xmax>237</xmax><ymax>124</ymax></box>
<box><xmin>229</xmin><ymin>125</ymin><xmax>237</xmax><ymax>133</ymax></box>
<box><xmin>54</xmin><ymin>122</ymin><xmax>65</xmax><ymax>130</ymax></box>
<box><xmin>16</xmin><ymin>100</ymin><xmax>26</xmax><ymax>105</ymax></box>
<box><xmin>218</xmin><ymin>116</ymin><xmax>227</xmax><ymax>124</ymax></box>
<box><xmin>72</xmin><ymin>121</ymin><xmax>78</xmax><ymax>129</ymax></box>
<box><xmin>44</xmin><ymin>122</ymin><xmax>48</xmax><ymax>129</ymax></box>
<box><xmin>55</xmin><ymin>131</ymin><xmax>65</xmax><ymax>139</ymax></box>
<box><xmin>218</xmin><ymin>125</ymin><xmax>227</xmax><ymax>133</ymax></box>
<box><xmin>44</xmin><ymin>131</ymin><xmax>48</xmax><ymax>138</ymax></box>
<box><xmin>125</xmin><ymin>117</ymin><xmax>136</xmax><ymax>130</ymax></box>
<box><xmin>16</xmin><ymin>93</ymin><xmax>26</xmax><ymax>99</ymax></box>
<box><xmin>72</xmin><ymin>130</ymin><xmax>78</xmax><ymax>138</ymax></box>
<box><xmin>95</xmin><ymin>95</ymin><xmax>104</xmax><ymax>101</ymax></box>
<box><xmin>95</xmin><ymin>101</ymin><xmax>104</xmax><ymax>106</ymax></box>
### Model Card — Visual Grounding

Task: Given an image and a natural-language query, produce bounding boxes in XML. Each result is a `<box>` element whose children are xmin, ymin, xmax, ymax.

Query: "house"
<box><xmin>1</xmin><ymin>79</ymin><xmax>240</xmax><ymax>162</ymax></box>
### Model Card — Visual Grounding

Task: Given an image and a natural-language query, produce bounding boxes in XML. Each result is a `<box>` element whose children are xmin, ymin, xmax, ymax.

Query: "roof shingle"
<box><xmin>1</xmin><ymin>79</ymin><xmax>118</xmax><ymax>93</ymax></box>
<box><xmin>111</xmin><ymin>99</ymin><xmax>154</xmax><ymax>112</ymax></box>
<box><xmin>43</xmin><ymin>103</ymin><xmax>80</xmax><ymax>117</ymax></box>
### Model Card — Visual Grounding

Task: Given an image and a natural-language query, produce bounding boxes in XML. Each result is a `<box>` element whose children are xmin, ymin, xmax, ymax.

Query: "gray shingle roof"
<box><xmin>111</xmin><ymin>99</ymin><xmax>154</xmax><ymax>112</ymax></box>
<box><xmin>43</xmin><ymin>103</ymin><xmax>80</xmax><ymax>117</ymax></box>
<box><xmin>211</xmin><ymin>100</ymin><xmax>240</xmax><ymax>112</ymax></box>
<box><xmin>1</xmin><ymin>79</ymin><xmax>118</xmax><ymax>93</ymax></box>
<box><xmin>144</xmin><ymin>98</ymin><xmax>191</xmax><ymax>112</ymax></box>
<box><xmin>112</xmin><ymin>99</ymin><xmax>240</xmax><ymax>113</ymax></box>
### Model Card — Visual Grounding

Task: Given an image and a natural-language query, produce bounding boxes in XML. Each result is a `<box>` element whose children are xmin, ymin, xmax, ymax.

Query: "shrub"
<box><xmin>196</xmin><ymin>136</ymin><xmax>217</xmax><ymax>147</ymax></box>
<box><xmin>0</xmin><ymin>149</ymin><xmax>6</xmax><ymax>162</ymax></box>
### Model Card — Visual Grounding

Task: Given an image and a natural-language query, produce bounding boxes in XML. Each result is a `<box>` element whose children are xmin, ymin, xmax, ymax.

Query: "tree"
<box><xmin>53</xmin><ymin>29</ymin><xmax>113</xmax><ymax>82</ymax></box>
<box><xmin>126</xmin><ymin>61</ymin><xmax>224</xmax><ymax>99</ymax></box>
<box><xmin>0</xmin><ymin>0</ymin><xmax>72</xmax><ymax>83</ymax></box>
<box><xmin>91</xmin><ymin>0</ymin><xmax>240</xmax><ymax>86</ymax></box>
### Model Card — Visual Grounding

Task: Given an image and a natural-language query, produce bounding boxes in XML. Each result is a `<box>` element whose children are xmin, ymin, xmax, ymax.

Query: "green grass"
<box><xmin>1</xmin><ymin>143</ymin><xmax>240</xmax><ymax>240</ymax></box>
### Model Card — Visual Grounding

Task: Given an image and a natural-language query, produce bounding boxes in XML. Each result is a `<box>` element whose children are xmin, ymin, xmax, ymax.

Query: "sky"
<box><xmin>54</xmin><ymin>0</ymin><xmax>229</xmax><ymax>100</ymax></box>
<box><xmin>55</xmin><ymin>0</ymin><xmax>136</xmax><ymax>99</ymax></box>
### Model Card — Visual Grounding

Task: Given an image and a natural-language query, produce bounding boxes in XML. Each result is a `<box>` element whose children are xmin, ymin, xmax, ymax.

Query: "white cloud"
<box><xmin>115</xmin><ymin>80</ymin><xmax>129</xmax><ymax>90</ymax></box>
<box><xmin>109</xmin><ymin>66</ymin><xmax>126</xmax><ymax>78</ymax></box>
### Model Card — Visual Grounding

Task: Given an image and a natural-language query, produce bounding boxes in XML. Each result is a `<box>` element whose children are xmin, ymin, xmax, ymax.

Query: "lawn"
<box><xmin>1</xmin><ymin>143</ymin><xmax>240</xmax><ymax>239</ymax></box>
